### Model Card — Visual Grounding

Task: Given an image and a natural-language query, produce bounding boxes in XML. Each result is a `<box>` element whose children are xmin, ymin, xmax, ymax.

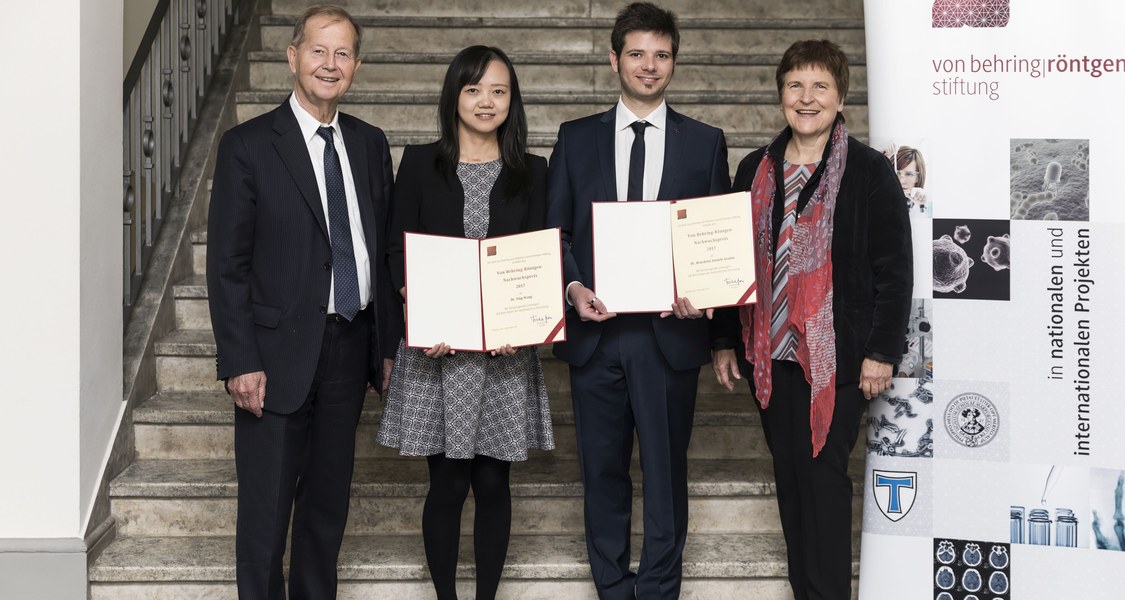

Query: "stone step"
<box><xmin>259</xmin><ymin>15</ymin><xmax>864</xmax><ymax>54</ymax></box>
<box><xmin>133</xmin><ymin>390</ymin><xmax>766</xmax><ymax>460</ymax></box>
<box><xmin>234</xmin><ymin>90</ymin><xmax>869</xmax><ymax>138</ymax></box>
<box><xmin>267</xmin><ymin>0</ymin><xmax>864</xmax><ymax>20</ymax></box>
<box><xmin>191</xmin><ymin>227</ymin><xmax>207</xmax><ymax>275</ymax></box>
<box><xmin>173</xmin><ymin>275</ymin><xmax>210</xmax><ymax>330</ymax></box>
<box><xmin>109</xmin><ymin>456</ymin><xmax>858</xmax><ymax>538</ymax></box>
<box><xmin>90</xmin><ymin>532</ymin><xmax>827</xmax><ymax>599</ymax></box>
<box><xmin>247</xmin><ymin>51</ymin><xmax>868</xmax><ymax>95</ymax></box>
<box><xmin>172</xmin><ymin>268</ymin><xmax>767</xmax><ymax>369</ymax></box>
<box><xmin>154</xmin><ymin>328</ymin><xmax>736</xmax><ymax>396</ymax></box>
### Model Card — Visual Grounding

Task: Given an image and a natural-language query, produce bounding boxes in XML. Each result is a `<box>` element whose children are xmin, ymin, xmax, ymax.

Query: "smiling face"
<box><xmin>286</xmin><ymin>14</ymin><xmax>360</xmax><ymax>119</ymax></box>
<box><xmin>456</xmin><ymin>59</ymin><xmax>511</xmax><ymax>140</ymax></box>
<box><xmin>610</xmin><ymin>30</ymin><xmax>675</xmax><ymax>116</ymax></box>
<box><xmin>780</xmin><ymin>64</ymin><xmax>844</xmax><ymax>145</ymax></box>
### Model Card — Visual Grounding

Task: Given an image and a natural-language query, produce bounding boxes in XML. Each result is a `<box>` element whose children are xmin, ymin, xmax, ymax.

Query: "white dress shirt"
<box><xmin>567</xmin><ymin>99</ymin><xmax>671</xmax><ymax>303</ymax></box>
<box><xmin>289</xmin><ymin>94</ymin><xmax>372</xmax><ymax>313</ymax></box>
<box><xmin>614</xmin><ymin>99</ymin><xmax>667</xmax><ymax>202</ymax></box>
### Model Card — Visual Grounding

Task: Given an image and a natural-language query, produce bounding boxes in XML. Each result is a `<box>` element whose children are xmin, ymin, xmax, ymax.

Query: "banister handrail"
<box><xmin>122</xmin><ymin>0</ymin><xmax>247</xmax><ymax>317</ymax></box>
<box><xmin>124</xmin><ymin>0</ymin><xmax>174</xmax><ymax>108</ymax></box>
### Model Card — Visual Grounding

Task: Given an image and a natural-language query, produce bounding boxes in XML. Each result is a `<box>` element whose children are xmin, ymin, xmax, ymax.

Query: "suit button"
<box><xmin>324</xmin><ymin>261</ymin><xmax>331</xmax><ymax>271</ymax></box>
<box><xmin>319</xmin><ymin>305</ymin><xmax>327</xmax><ymax>314</ymax></box>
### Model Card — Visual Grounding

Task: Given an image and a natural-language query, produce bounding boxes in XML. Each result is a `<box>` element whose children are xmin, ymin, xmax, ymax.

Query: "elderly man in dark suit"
<box><xmin>205</xmin><ymin>5</ymin><xmax>400</xmax><ymax>599</ymax></box>
<box><xmin>545</xmin><ymin>3</ymin><xmax>730</xmax><ymax>599</ymax></box>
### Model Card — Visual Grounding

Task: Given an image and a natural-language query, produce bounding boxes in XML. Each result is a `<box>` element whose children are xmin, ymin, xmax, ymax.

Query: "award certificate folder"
<box><xmin>591</xmin><ymin>192</ymin><xmax>757</xmax><ymax>313</ymax></box>
<box><xmin>404</xmin><ymin>228</ymin><xmax>566</xmax><ymax>352</ymax></box>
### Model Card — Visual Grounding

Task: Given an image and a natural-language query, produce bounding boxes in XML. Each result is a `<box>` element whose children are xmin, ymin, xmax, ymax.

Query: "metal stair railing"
<box><xmin>122</xmin><ymin>0</ymin><xmax>247</xmax><ymax>317</ymax></box>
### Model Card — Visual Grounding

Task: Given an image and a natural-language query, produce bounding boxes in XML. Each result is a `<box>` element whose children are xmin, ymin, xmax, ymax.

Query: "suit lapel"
<box><xmin>597</xmin><ymin>108</ymin><xmax>617</xmax><ymax>201</ymax></box>
<box><xmin>340</xmin><ymin>117</ymin><xmax>377</xmax><ymax>242</ymax></box>
<box><xmin>273</xmin><ymin>102</ymin><xmax>329</xmax><ymax>240</ymax></box>
<box><xmin>657</xmin><ymin>108</ymin><xmax>684</xmax><ymax>200</ymax></box>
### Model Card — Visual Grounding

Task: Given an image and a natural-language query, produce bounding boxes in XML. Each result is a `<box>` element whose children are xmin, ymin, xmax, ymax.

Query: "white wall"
<box><xmin>124</xmin><ymin>0</ymin><xmax>160</xmax><ymax>69</ymax></box>
<box><xmin>82</xmin><ymin>0</ymin><xmax>126</xmax><ymax>526</ymax></box>
<box><xmin>0</xmin><ymin>1</ymin><xmax>84</xmax><ymax>540</ymax></box>
<box><xmin>0</xmin><ymin>0</ymin><xmax>123</xmax><ymax>542</ymax></box>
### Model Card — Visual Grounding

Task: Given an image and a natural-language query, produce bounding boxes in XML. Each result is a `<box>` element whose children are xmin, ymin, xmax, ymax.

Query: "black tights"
<box><xmin>423</xmin><ymin>453</ymin><xmax>512</xmax><ymax>600</ymax></box>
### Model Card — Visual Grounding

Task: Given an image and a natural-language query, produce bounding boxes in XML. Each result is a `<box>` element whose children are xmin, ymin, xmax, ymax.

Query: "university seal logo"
<box><xmin>944</xmin><ymin>392</ymin><xmax>999</xmax><ymax>448</ymax></box>
<box><xmin>873</xmin><ymin>470</ymin><xmax>918</xmax><ymax>522</ymax></box>
<box><xmin>933</xmin><ymin>0</ymin><xmax>1010</xmax><ymax>28</ymax></box>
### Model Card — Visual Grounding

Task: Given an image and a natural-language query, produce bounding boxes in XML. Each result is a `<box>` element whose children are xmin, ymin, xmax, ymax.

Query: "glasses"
<box><xmin>897</xmin><ymin>170</ymin><xmax>919</xmax><ymax>178</ymax></box>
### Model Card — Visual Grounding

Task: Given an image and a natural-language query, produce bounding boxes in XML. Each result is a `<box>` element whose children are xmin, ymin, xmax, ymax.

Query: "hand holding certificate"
<box><xmin>404</xmin><ymin>228</ymin><xmax>566</xmax><ymax>352</ymax></box>
<box><xmin>591</xmin><ymin>192</ymin><xmax>757</xmax><ymax>313</ymax></box>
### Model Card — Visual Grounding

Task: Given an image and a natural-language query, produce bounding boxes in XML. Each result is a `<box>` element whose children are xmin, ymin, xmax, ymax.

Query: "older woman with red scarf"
<box><xmin>712</xmin><ymin>40</ymin><xmax>913</xmax><ymax>600</ymax></box>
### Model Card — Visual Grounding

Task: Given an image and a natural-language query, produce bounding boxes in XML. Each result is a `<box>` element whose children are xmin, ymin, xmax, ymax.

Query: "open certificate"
<box><xmin>403</xmin><ymin>228</ymin><xmax>566</xmax><ymax>352</ymax></box>
<box><xmin>591</xmin><ymin>192</ymin><xmax>757</xmax><ymax>313</ymax></box>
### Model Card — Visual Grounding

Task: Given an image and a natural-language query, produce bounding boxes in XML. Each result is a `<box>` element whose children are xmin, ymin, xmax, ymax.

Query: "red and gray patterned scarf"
<box><xmin>740</xmin><ymin>119</ymin><xmax>848</xmax><ymax>457</ymax></box>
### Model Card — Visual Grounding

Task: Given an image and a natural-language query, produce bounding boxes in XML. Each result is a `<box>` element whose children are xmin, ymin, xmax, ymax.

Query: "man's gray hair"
<box><xmin>290</xmin><ymin>4</ymin><xmax>362</xmax><ymax>54</ymax></box>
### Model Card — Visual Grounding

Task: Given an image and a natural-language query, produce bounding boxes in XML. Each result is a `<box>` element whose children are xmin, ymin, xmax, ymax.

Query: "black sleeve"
<box><xmin>206</xmin><ymin>129</ymin><xmax>263</xmax><ymax>381</ymax></box>
<box><xmin>387</xmin><ymin>145</ymin><xmax>424</xmax><ymax>293</ymax></box>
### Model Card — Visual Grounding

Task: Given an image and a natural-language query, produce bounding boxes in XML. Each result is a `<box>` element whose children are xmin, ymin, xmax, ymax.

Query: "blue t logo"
<box><xmin>875</xmin><ymin>474</ymin><xmax>916</xmax><ymax>513</ymax></box>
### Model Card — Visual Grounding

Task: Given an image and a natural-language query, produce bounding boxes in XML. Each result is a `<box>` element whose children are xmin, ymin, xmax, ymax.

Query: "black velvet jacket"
<box><xmin>714</xmin><ymin>125</ymin><xmax>913</xmax><ymax>385</ymax></box>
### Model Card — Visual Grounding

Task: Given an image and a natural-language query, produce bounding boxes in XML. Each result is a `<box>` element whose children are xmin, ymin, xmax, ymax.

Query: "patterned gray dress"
<box><xmin>377</xmin><ymin>159</ymin><xmax>555</xmax><ymax>461</ymax></box>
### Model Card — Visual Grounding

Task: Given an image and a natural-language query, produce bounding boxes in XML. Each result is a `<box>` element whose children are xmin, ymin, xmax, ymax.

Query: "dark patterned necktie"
<box><xmin>627</xmin><ymin>121</ymin><xmax>650</xmax><ymax>201</ymax></box>
<box><xmin>317</xmin><ymin>126</ymin><xmax>361</xmax><ymax>320</ymax></box>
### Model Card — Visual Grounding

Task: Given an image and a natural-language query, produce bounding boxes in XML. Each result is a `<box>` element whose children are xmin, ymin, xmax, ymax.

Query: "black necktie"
<box><xmin>316</xmin><ymin>127</ymin><xmax>361</xmax><ymax>321</ymax></box>
<box><xmin>627</xmin><ymin>120</ymin><xmax>650</xmax><ymax>201</ymax></box>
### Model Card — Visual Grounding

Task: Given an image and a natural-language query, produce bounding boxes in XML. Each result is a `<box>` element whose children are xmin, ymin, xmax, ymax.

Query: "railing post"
<box><xmin>177</xmin><ymin>0</ymin><xmax>191</xmax><ymax>142</ymax></box>
<box><xmin>123</xmin><ymin>106</ymin><xmax>134</xmax><ymax>307</ymax></box>
<box><xmin>123</xmin><ymin>0</ymin><xmax>246</xmax><ymax>317</ymax></box>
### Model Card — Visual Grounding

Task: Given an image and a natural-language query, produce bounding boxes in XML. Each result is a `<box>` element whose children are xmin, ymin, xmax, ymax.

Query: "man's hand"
<box><xmin>858</xmin><ymin>358</ymin><xmax>893</xmax><ymax>400</ymax></box>
<box><xmin>660</xmin><ymin>297</ymin><xmax>712</xmax><ymax>320</ymax></box>
<box><xmin>711</xmin><ymin>348</ymin><xmax>741</xmax><ymax>391</ymax></box>
<box><xmin>228</xmin><ymin>370</ymin><xmax>267</xmax><ymax>417</ymax></box>
<box><xmin>569</xmin><ymin>283</ymin><xmax>616</xmax><ymax>322</ymax></box>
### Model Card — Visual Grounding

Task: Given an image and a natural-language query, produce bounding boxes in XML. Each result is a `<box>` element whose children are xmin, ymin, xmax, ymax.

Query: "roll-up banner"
<box><xmin>860</xmin><ymin>2</ymin><xmax>1125</xmax><ymax>598</ymax></box>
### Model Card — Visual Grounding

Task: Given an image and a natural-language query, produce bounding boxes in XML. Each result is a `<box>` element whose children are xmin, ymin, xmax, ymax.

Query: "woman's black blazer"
<box><xmin>387</xmin><ymin>142</ymin><xmax>548</xmax><ymax>291</ymax></box>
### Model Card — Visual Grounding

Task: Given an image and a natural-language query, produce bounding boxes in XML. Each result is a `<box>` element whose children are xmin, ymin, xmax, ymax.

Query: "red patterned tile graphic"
<box><xmin>932</xmin><ymin>0</ymin><xmax>1010</xmax><ymax>28</ymax></box>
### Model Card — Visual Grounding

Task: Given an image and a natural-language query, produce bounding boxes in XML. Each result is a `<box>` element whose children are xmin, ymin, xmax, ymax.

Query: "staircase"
<box><xmin>91</xmin><ymin>1</ymin><xmax>867</xmax><ymax>598</ymax></box>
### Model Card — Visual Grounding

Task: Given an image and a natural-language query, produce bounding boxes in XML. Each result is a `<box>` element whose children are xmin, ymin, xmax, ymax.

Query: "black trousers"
<box><xmin>753</xmin><ymin>359</ymin><xmax>864</xmax><ymax>600</ymax></box>
<box><xmin>234</xmin><ymin>309</ymin><xmax>371</xmax><ymax>600</ymax></box>
<box><xmin>569</xmin><ymin>315</ymin><xmax>699</xmax><ymax>600</ymax></box>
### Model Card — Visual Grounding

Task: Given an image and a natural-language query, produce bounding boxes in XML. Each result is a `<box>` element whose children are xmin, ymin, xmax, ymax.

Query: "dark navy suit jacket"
<box><xmin>546</xmin><ymin>106</ymin><xmax>730</xmax><ymax>370</ymax></box>
<box><xmin>206</xmin><ymin>100</ymin><xmax>402</xmax><ymax>413</ymax></box>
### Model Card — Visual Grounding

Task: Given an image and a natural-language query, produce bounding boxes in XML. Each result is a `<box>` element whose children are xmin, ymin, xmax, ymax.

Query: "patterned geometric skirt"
<box><xmin>376</xmin><ymin>339</ymin><xmax>554</xmax><ymax>462</ymax></box>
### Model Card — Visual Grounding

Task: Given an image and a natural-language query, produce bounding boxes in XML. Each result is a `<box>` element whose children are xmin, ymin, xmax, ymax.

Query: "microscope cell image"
<box><xmin>982</xmin><ymin>234</ymin><xmax>1011</xmax><ymax>271</ymax></box>
<box><xmin>933</xmin><ymin>219</ymin><xmax>1010</xmax><ymax>301</ymax></box>
<box><xmin>867</xmin><ymin>379</ymin><xmax>933</xmax><ymax>458</ymax></box>
<box><xmin>1010</xmin><ymin>138</ymin><xmax>1089</xmax><ymax>221</ymax></box>
<box><xmin>933</xmin><ymin>235</ymin><xmax>972</xmax><ymax>293</ymax></box>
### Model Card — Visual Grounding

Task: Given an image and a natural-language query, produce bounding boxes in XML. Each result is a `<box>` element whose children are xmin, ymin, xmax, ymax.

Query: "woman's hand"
<box><xmin>490</xmin><ymin>344</ymin><xmax>517</xmax><ymax>357</ymax></box>
<box><xmin>858</xmin><ymin>358</ymin><xmax>893</xmax><ymax>400</ymax></box>
<box><xmin>424</xmin><ymin>343</ymin><xmax>454</xmax><ymax>358</ymax></box>
<box><xmin>711</xmin><ymin>348</ymin><xmax>741</xmax><ymax>391</ymax></box>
